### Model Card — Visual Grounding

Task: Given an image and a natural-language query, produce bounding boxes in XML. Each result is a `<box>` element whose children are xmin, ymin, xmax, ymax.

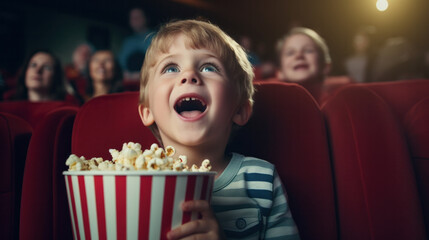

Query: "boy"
<box><xmin>276</xmin><ymin>27</ymin><xmax>336</xmax><ymax>103</ymax></box>
<box><xmin>276</xmin><ymin>27</ymin><xmax>331</xmax><ymax>85</ymax></box>
<box><xmin>138</xmin><ymin>19</ymin><xmax>300</xmax><ymax>240</ymax></box>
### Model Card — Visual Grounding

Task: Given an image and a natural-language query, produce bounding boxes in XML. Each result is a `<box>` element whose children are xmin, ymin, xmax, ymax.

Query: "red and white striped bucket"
<box><xmin>63</xmin><ymin>171</ymin><xmax>215</xmax><ymax>240</ymax></box>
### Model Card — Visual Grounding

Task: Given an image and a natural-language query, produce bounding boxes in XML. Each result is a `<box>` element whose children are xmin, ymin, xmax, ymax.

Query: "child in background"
<box><xmin>138</xmin><ymin>19</ymin><xmax>300</xmax><ymax>240</ymax></box>
<box><xmin>276</xmin><ymin>27</ymin><xmax>332</xmax><ymax>102</ymax></box>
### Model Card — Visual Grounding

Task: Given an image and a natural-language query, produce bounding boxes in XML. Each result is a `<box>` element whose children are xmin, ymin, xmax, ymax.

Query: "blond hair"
<box><xmin>276</xmin><ymin>27</ymin><xmax>331</xmax><ymax>65</ymax></box>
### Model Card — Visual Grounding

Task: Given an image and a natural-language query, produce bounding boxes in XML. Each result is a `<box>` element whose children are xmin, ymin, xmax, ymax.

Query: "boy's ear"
<box><xmin>138</xmin><ymin>105</ymin><xmax>155</xmax><ymax>126</ymax></box>
<box><xmin>232</xmin><ymin>101</ymin><xmax>252</xmax><ymax>126</ymax></box>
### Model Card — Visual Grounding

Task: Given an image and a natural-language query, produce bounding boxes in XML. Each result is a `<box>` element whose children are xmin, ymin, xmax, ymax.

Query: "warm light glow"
<box><xmin>376</xmin><ymin>0</ymin><xmax>389</xmax><ymax>12</ymax></box>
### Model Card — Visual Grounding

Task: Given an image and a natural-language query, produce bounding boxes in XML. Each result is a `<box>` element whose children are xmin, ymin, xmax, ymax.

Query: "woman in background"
<box><xmin>84</xmin><ymin>49</ymin><xmax>123</xmax><ymax>102</ymax></box>
<box><xmin>10</xmin><ymin>50</ymin><xmax>70</xmax><ymax>102</ymax></box>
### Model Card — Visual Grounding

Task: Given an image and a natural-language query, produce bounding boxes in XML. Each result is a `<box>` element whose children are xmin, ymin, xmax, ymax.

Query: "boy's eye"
<box><xmin>200</xmin><ymin>63</ymin><xmax>219</xmax><ymax>73</ymax></box>
<box><xmin>304</xmin><ymin>48</ymin><xmax>316</xmax><ymax>54</ymax></box>
<box><xmin>162</xmin><ymin>64</ymin><xmax>180</xmax><ymax>73</ymax></box>
<box><xmin>284</xmin><ymin>49</ymin><xmax>295</xmax><ymax>57</ymax></box>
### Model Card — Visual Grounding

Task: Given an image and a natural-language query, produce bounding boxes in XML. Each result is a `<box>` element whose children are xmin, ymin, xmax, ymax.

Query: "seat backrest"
<box><xmin>260</xmin><ymin>76</ymin><xmax>352</xmax><ymax>106</ymax></box>
<box><xmin>19</xmin><ymin>107</ymin><xmax>78</xmax><ymax>240</ymax></box>
<box><xmin>363</xmin><ymin>79</ymin><xmax>429</xmax><ymax>121</ymax></box>
<box><xmin>404</xmin><ymin>96</ymin><xmax>429</xmax><ymax>233</ymax></box>
<box><xmin>0</xmin><ymin>113</ymin><xmax>32</xmax><ymax>240</ymax></box>
<box><xmin>228</xmin><ymin>81</ymin><xmax>337</xmax><ymax>240</ymax></box>
<box><xmin>0</xmin><ymin>101</ymin><xmax>76</xmax><ymax>129</ymax></box>
<box><xmin>365</xmin><ymin>79</ymin><xmax>429</xmax><ymax>236</ymax></box>
<box><xmin>322</xmin><ymin>80</ymin><xmax>428</xmax><ymax>239</ymax></box>
<box><xmin>71</xmin><ymin>92</ymin><xmax>158</xmax><ymax>160</ymax></box>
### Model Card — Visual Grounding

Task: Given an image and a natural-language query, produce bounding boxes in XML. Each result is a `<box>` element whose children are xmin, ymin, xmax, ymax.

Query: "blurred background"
<box><xmin>1</xmin><ymin>0</ymin><xmax>429</xmax><ymax>77</ymax></box>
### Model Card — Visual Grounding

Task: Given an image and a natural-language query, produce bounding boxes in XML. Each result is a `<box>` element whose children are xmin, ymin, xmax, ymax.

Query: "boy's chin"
<box><xmin>176</xmin><ymin>136</ymin><xmax>205</xmax><ymax>147</ymax></box>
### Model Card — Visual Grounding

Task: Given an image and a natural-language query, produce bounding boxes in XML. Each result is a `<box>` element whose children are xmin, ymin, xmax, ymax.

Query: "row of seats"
<box><xmin>1</xmin><ymin>79</ymin><xmax>428</xmax><ymax>239</ymax></box>
<box><xmin>323</xmin><ymin>79</ymin><xmax>429</xmax><ymax>239</ymax></box>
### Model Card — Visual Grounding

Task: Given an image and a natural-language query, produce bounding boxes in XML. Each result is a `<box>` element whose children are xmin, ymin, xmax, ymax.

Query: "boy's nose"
<box><xmin>180</xmin><ymin>71</ymin><xmax>201</xmax><ymax>85</ymax></box>
<box><xmin>295</xmin><ymin>51</ymin><xmax>305</xmax><ymax>59</ymax></box>
<box><xmin>181</xmin><ymin>78</ymin><xmax>199</xmax><ymax>84</ymax></box>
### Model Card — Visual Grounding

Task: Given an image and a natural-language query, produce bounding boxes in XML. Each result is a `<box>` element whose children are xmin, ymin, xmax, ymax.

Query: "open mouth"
<box><xmin>174</xmin><ymin>97</ymin><xmax>207</xmax><ymax>118</ymax></box>
<box><xmin>294</xmin><ymin>63</ymin><xmax>309</xmax><ymax>70</ymax></box>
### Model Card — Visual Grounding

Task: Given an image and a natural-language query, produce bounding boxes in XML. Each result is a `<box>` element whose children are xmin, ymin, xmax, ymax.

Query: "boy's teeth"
<box><xmin>182</xmin><ymin>97</ymin><xmax>199</xmax><ymax>103</ymax></box>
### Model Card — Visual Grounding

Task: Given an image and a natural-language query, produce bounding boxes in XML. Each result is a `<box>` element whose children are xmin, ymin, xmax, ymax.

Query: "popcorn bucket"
<box><xmin>63</xmin><ymin>171</ymin><xmax>216</xmax><ymax>240</ymax></box>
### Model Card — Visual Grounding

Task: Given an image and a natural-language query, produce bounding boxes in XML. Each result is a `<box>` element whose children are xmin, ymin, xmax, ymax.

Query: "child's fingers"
<box><xmin>166</xmin><ymin>219</ymin><xmax>209</xmax><ymax>240</ymax></box>
<box><xmin>181</xmin><ymin>200</ymin><xmax>214</xmax><ymax>218</ymax></box>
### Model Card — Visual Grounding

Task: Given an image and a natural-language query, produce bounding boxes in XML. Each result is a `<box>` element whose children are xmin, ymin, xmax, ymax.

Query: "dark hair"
<box><xmin>85</xmin><ymin>50</ymin><xmax>123</xmax><ymax>96</ymax></box>
<box><xmin>13</xmin><ymin>49</ymin><xmax>66</xmax><ymax>100</ymax></box>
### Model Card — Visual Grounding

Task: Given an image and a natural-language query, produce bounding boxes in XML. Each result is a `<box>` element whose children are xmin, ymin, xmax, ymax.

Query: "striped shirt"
<box><xmin>211</xmin><ymin>153</ymin><xmax>300</xmax><ymax>240</ymax></box>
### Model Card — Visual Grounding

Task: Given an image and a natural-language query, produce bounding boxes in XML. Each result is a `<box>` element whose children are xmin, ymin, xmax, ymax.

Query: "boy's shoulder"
<box><xmin>233</xmin><ymin>153</ymin><xmax>276</xmax><ymax>174</ymax></box>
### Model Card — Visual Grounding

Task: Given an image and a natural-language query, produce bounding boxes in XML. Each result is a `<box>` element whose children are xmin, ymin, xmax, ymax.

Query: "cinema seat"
<box><xmin>259</xmin><ymin>76</ymin><xmax>352</xmax><ymax>106</ymax></box>
<box><xmin>404</xmin><ymin>96</ymin><xmax>429</xmax><ymax>234</ymax></box>
<box><xmin>0</xmin><ymin>101</ymin><xmax>76</xmax><ymax>129</ymax></box>
<box><xmin>322</xmin><ymin>79</ymin><xmax>429</xmax><ymax>240</ymax></box>
<box><xmin>19</xmin><ymin>107</ymin><xmax>78</xmax><ymax>240</ymax></box>
<box><xmin>229</xmin><ymin>81</ymin><xmax>337</xmax><ymax>240</ymax></box>
<box><xmin>122</xmin><ymin>79</ymin><xmax>140</xmax><ymax>92</ymax></box>
<box><xmin>71</xmin><ymin>92</ymin><xmax>158</xmax><ymax>160</ymax></box>
<box><xmin>0</xmin><ymin>113</ymin><xmax>32</xmax><ymax>240</ymax></box>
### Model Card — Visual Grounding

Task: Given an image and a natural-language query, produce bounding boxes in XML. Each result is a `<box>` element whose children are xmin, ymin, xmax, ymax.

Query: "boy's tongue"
<box><xmin>180</xmin><ymin>110</ymin><xmax>202</xmax><ymax>118</ymax></box>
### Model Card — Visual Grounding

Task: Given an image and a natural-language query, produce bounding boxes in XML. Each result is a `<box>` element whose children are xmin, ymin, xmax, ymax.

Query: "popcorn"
<box><xmin>191</xmin><ymin>164</ymin><xmax>199</xmax><ymax>172</ymax></box>
<box><xmin>65</xmin><ymin>142</ymin><xmax>212</xmax><ymax>172</ymax></box>
<box><xmin>199</xmin><ymin>159</ymin><xmax>212</xmax><ymax>172</ymax></box>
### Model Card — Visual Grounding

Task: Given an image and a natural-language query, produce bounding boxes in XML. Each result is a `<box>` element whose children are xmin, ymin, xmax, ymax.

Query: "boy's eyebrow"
<box><xmin>155</xmin><ymin>54</ymin><xmax>179</xmax><ymax>66</ymax></box>
<box><xmin>155</xmin><ymin>52</ymin><xmax>221</xmax><ymax>67</ymax></box>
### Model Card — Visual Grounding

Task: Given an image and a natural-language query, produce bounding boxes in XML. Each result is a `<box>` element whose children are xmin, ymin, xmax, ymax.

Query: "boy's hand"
<box><xmin>167</xmin><ymin>200</ymin><xmax>225</xmax><ymax>240</ymax></box>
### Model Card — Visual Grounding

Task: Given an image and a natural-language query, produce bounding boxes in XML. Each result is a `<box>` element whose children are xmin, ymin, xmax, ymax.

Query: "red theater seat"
<box><xmin>122</xmin><ymin>79</ymin><xmax>140</xmax><ymax>92</ymax></box>
<box><xmin>19</xmin><ymin>107</ymin><xmax>78</xmax><ymax>240</ymax></box>
<box><xmin>71</xmin><ymin>92</ymin><xmax>158</xmax><ymax>159</ymax></box>
<box><xmin>0</xmin><ymin>113</ymin><xmax>32</xmax><ymax>240</ymax></box>
<box><xmin>260</xmin><ymin>76</ymin><xmax>352</xmax><ymax>106</ymax></box>
<box><xmin>322</xmin><ymin>79</ymin><xmax>429</xmax><ymax>240</ymax></box>
<box><xmin>0</xmin><ymin>101</ymin><xmax>77</xmax><ymax>129</ymax></box>
<box><xmin>228</xmin><ymin>81</ymin><xmax>337</xmax><ymax>240</ymax></box>
<box><xmin>405</xmin><ymin>96</ymin><xmax>429</xmax><ymax>233</ymax></box>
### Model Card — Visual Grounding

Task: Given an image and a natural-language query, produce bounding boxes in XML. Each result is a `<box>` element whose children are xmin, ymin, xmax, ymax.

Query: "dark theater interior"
<box><xmin>1</xmin><ymin>1</ymin><xmax>429</xmax><ymax>240</ymax></box>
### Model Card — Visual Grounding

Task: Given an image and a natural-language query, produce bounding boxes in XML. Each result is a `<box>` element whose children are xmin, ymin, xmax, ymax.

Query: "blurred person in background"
<box><xmin>6</xmin><ymin>49</ymin><xmax>79</xmax><ymax>103</ymax></box>
<box><xmin>276</xmin><ymin>27</ymin><xmax>353</xmax><ymax>104</ymax></box>
<box><xmin>239</xmin><ymin>35</ymin><xmax>261</xmax><ymax>66</ymax></box>
<box><xmin>276</xmin><ymin>27</ymin><xmax>331</xmax><ymax>101</ymax></box>
<box><xmin>371</xmin><ymin>37</ymin><xmax>424</xmax><ymax>82</ymax></box>
<box><xmin>119</xmin><ymin>7</ymin><xmax>155</xmax><ymax>81</ymax></box>
<box><xmin>344</xmin><ymin>27</ymin><xmax>376</xmax><ymax>83</ymax></box>
<box><xmin>239</xmin><ymin>35</ymin><xmax>277</xmax><ymax>80</ymax></box>
<box><xmin>64</xmin><ymin>43</ymin><xmax>93</xmax><ymax>98</ymax></box>
<box><xmin>84</xmin><ymin>49</ymin><xmax>123</xmax><ymax>102</ymax></box>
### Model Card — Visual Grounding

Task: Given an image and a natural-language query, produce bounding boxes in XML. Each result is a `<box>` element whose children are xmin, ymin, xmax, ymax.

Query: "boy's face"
<box><xmin>139</xmin><ymin>34</ymin><xmax>250</xmax><ymax>149</ymax></box>
<box><xmin>278</xmin><ymin>34</ymin><xmax>325</xmax><ymax>83</ymax></box>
